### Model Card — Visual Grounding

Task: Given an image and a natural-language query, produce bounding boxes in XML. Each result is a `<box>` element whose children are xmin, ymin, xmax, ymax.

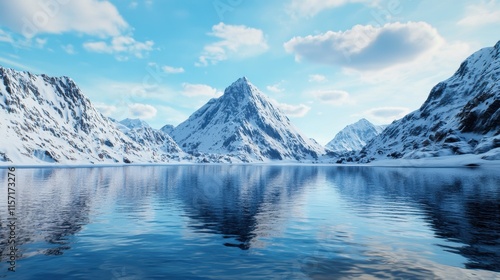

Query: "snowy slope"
<box><xmin>0</xmin><ymin>67</ymin><xmax>177</xmax><ymax>164</ymax></box>
<box><xmin>117</xmin><ymin>118</ymin><xmax>183</xmax><ymax>155</ymax></box>
<box><xmin>359</xmin><ymin>40</ymin><xmax>500</xmax><ymax>162</ymax></box>
<box><xmin>171</xmin><ymin>77</ymin><xmax>325</xmax><ymax>162</ymax></box>
<box><xmin>326</xmin><ymin>118</ymin><xmax>385</xmax><ymax>153</ymax></box>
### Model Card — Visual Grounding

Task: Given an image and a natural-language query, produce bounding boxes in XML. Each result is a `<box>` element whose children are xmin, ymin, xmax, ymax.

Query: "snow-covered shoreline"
<box><xmin>2</xmin><ymin>154</ymin><xmax>499</xmax><ymax>169</ymax></box>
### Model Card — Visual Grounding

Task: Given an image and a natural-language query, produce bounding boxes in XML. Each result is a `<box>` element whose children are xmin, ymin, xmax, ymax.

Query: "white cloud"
<box><xmin>181</xmin><ymin>83</ymin><xmax>221</xmax><ymax>98</ymax></box>
<box><xmin>363</xmin><ymin>107</ymin><xmax>410</xmax><ymax>123</ymax></box>
<box><xmin>95</xmin><ymin>103</ymin><xmax>118</xmax><ymax>116</ymax></box>
<box><xmin>309</xmin><ymin>74</ymin><xmax>327</xmax><ymax>83</ymax></box>
<box><xmin>197</xmin><ymin>22</ymin><xmax>268</xmax><ymax>66</ymax></box>
<box><xmin>128</xmin><ymin>103</ymin><xmax>157</xmax><ymax>119</ymax></box>
<box><xmin>0</xmin><ymin>1</ymin><xmax>153</xmax><ymax>59</ymax></box>
<box><xmin>311</xmin><ymin>90</ymin><xmax>350</xmax><ymax>105</ymax></box>
<box><xmin>62</xmin><ymin>44</ymin><xmax>75</xmax><ymax>54</ymax></box>
<box><xmin>457</xmin><ymin>2</ymin><xmax>500</xmax><ymax>27</ymax></box>
<box><xmin>162</xmin><ymin>65</ymin><xmax>185</xmax><ymax>74</ymax></box>
<box><xmin>287</xmin><ymin>0</ymin><xmax>375</xmax><ymax>18</ymax></box>
<box><xmin>277</xmin><ymin>102</ymin><xmax>311</xmax><ymax>117</ymax></box>
<box><xmin>266</xmin><ymin>81</ymin><xmax>285</xmax><ymax>93</ymax></box>
<box><xmin>83</xmin><ymin>36</ymin><xmax>154</xmax><ymax>59</ymax></box>
<box><xmin>0</xmin><ymin>0</ymin><xmax>128</xmax><ymax>38</ymax></box>
<box><xmin>284</xmin><ymin>22</ymin><xmax>443</xmax><ymax>70</ymax></box>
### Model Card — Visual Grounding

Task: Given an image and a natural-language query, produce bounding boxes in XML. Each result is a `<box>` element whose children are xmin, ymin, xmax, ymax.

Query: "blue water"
<box><xmin>0</xmin><ymin>165</ymin><xmax>499</xmax><ymax>279</ymax></box>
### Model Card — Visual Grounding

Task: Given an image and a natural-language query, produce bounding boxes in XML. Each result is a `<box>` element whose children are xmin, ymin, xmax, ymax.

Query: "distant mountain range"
<box><xmin>0</xmin><ymin>41</ymin><xmax>499</xmax><ymax>165</ymax></box>
<box><xmin>326</xmin><ymin>118</ymin><xmax>386</xmax><ymax>153</ymax></box>
<box><xmin>116</xmin><ymin>118</ymin><xmax>183</xmax><ymax>155</ymax></box>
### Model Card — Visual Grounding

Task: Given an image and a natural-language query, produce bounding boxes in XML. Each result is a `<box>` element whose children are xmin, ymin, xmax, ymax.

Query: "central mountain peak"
<box><xmin>223</xmin><ymin>76</ymin><xmax>261</xmax><ymax>101</ymax></box>
<box><xmin>171</xmin><ymin>77</ymin><xmax>325</xmax><ymax>162</ymax></box>
<box><xmin>230</xmin><ymin>76</ymin><xmax>250</xmax><ymax>88</ymax></box>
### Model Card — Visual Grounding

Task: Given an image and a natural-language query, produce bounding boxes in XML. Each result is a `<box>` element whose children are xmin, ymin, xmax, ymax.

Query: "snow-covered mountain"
<box><xmin>160</xmin><ymin>124</ymin><xmax>175</xmax><ymax>135</ymax></box>
<box><xmin>117</xmin><ymin>118</ymin><xmax>183</xmax><ymax>155</ymax></box>
<box><xmin>359</xmin><ymin>40</ymin><xmax>500</xmax><ymax>162</ymax></box>
<box><xmin>0</xmin><ymin>67</ymin><xmax>176</xmax><ymax>164</ymax></box>
<box><xmin>326</xmin><ymin>118</ymin><xmax>385</xmax><ymax>153</ymax></box>
<box><xmin>171</xmin><ymin>77</ymin><xmax>325</xmax><ymax>162</ymax></box>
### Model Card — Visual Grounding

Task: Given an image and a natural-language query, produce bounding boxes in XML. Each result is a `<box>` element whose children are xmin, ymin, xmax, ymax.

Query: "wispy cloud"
<box><xmin>277</xmin><ymin>102</ymin><xmax>311</xmax><ymax>117</ymax></box>
<box><xmin>287</xmin><ymin>0</ymin><xmax>376</xmax><ymax>18</ymax></box>
<box><xmin>266</xmin><ymin>81</ymin><xmax>285</xmax><ymax>93</ymax></box>
<box><xmin>311</xmin><ymin>90</ymin><xmax>351</xmax><ymax>105</ymax></box>
<box><xmin>62</xmin><ymin>44</ymin><xmax>76</xmax><ymax>54</ymax></box>
<box><xmin>0</xmin><ymin>28</ymin><xmax>13</xmax><ymax>43</ymax></box>
<box><xmin>362</xmin><ymin>106</ymin><xmax>410</xmax><ymax>123</ymax></box>
<box><xmin>83</xmin><ymin>36</ymin><xmax>154</xmax><ymax>59</ymax></box>
<box><xmin>181</xmin><ymin>83</ymin><xmax>221</xmax><ymax>97</ymax></box>
<box><xmin>457</xmin><ymin>1</ymin><xmax>500</xmax><ymax>27</ymax></box>
<box><xmin>309</xmin><ymin>74</ymin><xmax>327</xmax><ymax>83</ymax></box>
<box><xmin>162</xmin><ymin>65</ymin><xmax>185</xmax><ymax>74</ymax></box>
<box><xmin>0</xmin><ymin>56</ymin><xmax>41</xmax><ymax>72</ymax></box>
<box><xmin>128</xmin><ymin>1</ymin><xmax>139</xmax><ymax>9</ymax></box>
<box><xmin>197</xmin><ymin>23</ymin><xmax>268</xmax><ymax>66</ymax></box>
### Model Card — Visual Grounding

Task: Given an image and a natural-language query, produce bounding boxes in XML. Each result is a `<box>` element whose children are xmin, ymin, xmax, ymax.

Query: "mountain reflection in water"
<box><xmin>0</xmin><ymin>166</ymin><xmax>498</xmax><ymax>279</ymax></box>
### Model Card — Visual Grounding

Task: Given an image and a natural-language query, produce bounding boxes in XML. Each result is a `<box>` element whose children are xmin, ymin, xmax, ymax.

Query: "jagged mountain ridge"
<box><xmin>171</xmin><ymin>77</ymin><xmax>325</xmax><ymax>162</ymax></box>
<box><xmin>117</xmin><ymin>118</ymin><xmax>183</xmax><ymax>154</ymax></box>
<box><xmin>359</xmin><ymin>40</ymin><xmax>500</xmax><ymax>162</ymax></box>
<box><xmin>326</xmin><ymin>118</ymin><xmax>385</xmax><ymax>153</ymax></box>
<box><xmin>0</xmin><ymin>67</ymin><xmax>180</xmax><ymax>164</ymax></box>
<box><xmin>119</xmin><ymin>118</ymin><xmax>150</xmax><ymax>129</ymax></box>
<box><xmin>2</xmin><ymin>40</ymin><xmax>499</xmax><ymax>165</ymax></box>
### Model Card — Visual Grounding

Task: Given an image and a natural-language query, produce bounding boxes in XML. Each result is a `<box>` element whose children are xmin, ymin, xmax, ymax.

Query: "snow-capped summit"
<box><xmin>224</xmin><ymin>77</ymin><xmax>253</xmax><ymax>97</ymax></box>
<box><xmin>360</xmin><ymin>40</ymin><xmax>500</xmax><ymax>162</ymax></box>
<box><xmin>119</xmin><ymin>118</ymin><xmax>150</xmax><ymax>129</ymax></box>
<box><xmin>326</xmin><ymin>118</ymin><xmax>385</xmax><ymax>153</ymax></box>
<box><xmin>171</xmin><ymin>77</ymin><xmax>325</xmax><ymax>161</ymax></box>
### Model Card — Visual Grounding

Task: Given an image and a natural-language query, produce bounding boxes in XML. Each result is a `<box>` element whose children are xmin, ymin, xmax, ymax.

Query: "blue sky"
<box><xmin>0</xmin><ymin>0</ymin><xmax>498</xmax><ymax>144</ymax></box>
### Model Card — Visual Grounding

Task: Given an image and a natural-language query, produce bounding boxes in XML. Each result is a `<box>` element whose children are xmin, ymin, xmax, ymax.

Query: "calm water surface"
<box><xmin>0</xmin><ymin>166</ymin><xmax>499</xmax><ymax>279</ymax></box>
